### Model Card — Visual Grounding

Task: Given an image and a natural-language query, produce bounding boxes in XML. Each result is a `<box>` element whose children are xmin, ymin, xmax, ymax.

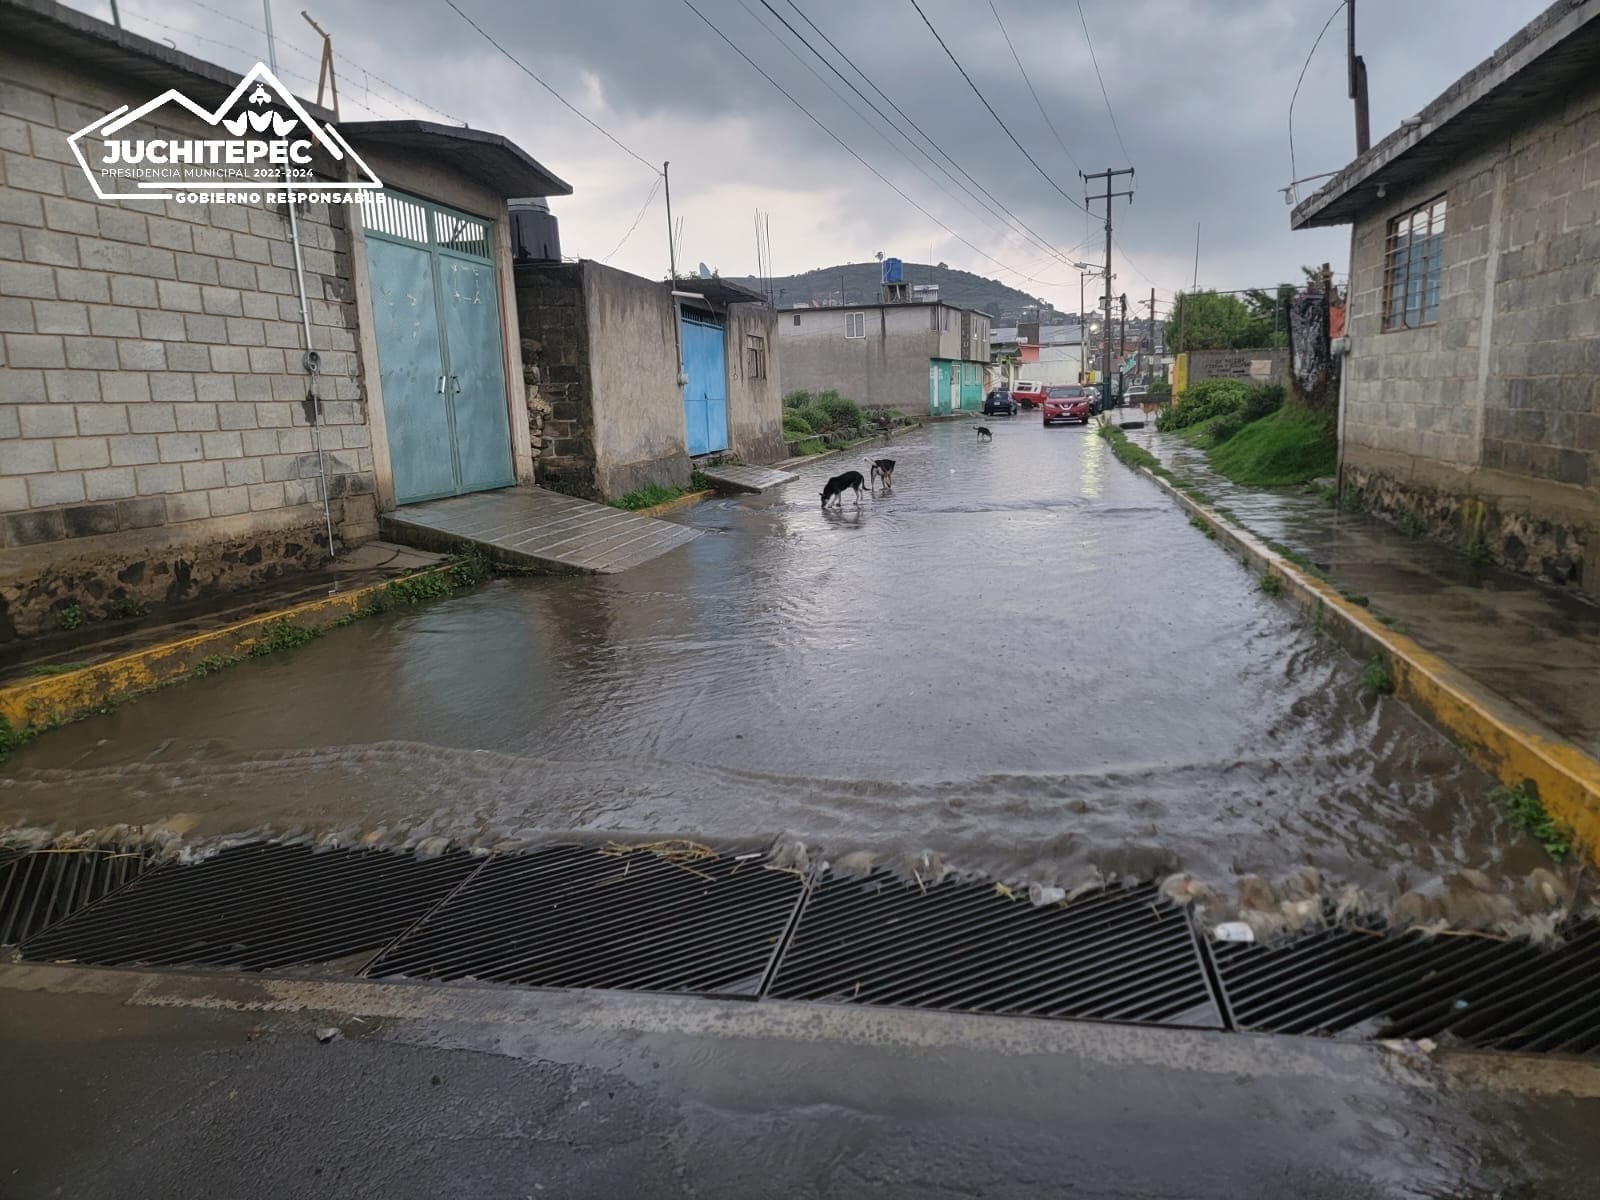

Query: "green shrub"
<box><xmin>796</xmin><ymin>403</ymin><xmax>832</xmax><ymax>432</ymax></box>
<box><xmin>783</xmin><ymin>390</ymin><xmax>815</xmax><ymax>410</ymax></box>
<box><xmin>782</xmin><ymin>414</ymin><xmax>813</xmax><ymax>437</ymax></box>
<box><xmin>1242</xmin><ymin>382</ymin><xmax>1286</xmax><ymax>423</ymax></box>
<box><xmin>793</xmin><ymin>437</ymin><xmax>826</xmax><ymax>456</ymax></box>
<box><xmin>612</xmin><ymin>482</ymin><xmax>687</xmax><ymax>510</ymax></box>
<box><xmin>1207</xmin><ymin>412</ymin><xmax>1245</xmax><ymax>444</ymax></box>
<box><xmin>1158</xmin><ymin>378</ymin><xmax>1248</xmax><ymax>432</ymax></box>
<box><xmin>815</xmin><ymin>391</ymin><xmax>863</xmax><ymax>431</ymax></box>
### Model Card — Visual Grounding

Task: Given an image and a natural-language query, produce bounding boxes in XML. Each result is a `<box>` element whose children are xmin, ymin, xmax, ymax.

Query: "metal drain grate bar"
<box><xmin>366</xmin><ymin>844</ymin><xmax>805</xmax><ymax>997</ymax></box>
<box><xmin>767</xmin><ymin>873</ymin><xmax>1222</xmax><ymax>1027</ymax></box>
<box><xmin>0</xmin><ymin>846</ymin><xmax>150</xmax><ymax>946</ymax></box>
<box><xmin>1209</xmin><ymin>919</ymin><xmax>1600</xmax><ymax>1056</ymax></box>
<box><xmin>22</xmin><ymin>842</ymin><xmax>480</xmax><ymax>971</ymax></box>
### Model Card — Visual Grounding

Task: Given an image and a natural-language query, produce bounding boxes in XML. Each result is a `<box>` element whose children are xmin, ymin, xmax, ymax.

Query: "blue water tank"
<box><xmin>882</xmin><ymin>257</ymin><xmax>903</xmax><ymax>284</ymax></box>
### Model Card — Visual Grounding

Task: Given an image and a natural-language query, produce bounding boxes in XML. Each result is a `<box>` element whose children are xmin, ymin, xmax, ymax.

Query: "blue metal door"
<box><xmin>362</xmin><ymin>191</ymin><xmax>514</xmax><ymax>502</ymax></box>
<box><xmin>681</xmin><ymin>315</ymin><xmax>728</xmax><ymax>455</ymax></box>
<box><xmin>367</xmin><ymin>236</ymin><xmax>455</xmax><ymax>503</ymax></box>
<box><xmin>440</xmin><ymin>256</ymin><xmax>514</xmax><ymax>492</ymax></box>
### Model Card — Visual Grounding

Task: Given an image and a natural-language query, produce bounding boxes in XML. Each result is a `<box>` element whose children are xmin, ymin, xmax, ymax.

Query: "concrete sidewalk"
<box><xmin>1130</xmin><ymin>432</ymin><xmax>1600</xmax><ymax>761</ymax></box>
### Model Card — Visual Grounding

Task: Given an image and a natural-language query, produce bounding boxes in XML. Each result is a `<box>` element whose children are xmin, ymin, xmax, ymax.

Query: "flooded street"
<box><xmin>1</xmin><ymin>420</ymin><xmax>1536</xmax><ymax>896</ymax></box>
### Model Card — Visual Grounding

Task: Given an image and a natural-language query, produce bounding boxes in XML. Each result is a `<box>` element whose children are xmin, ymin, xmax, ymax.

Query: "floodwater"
<box><xmin>0</xmin><ymin>420</ymin><xmax>1546</xmax><ymax>901</ymax></box>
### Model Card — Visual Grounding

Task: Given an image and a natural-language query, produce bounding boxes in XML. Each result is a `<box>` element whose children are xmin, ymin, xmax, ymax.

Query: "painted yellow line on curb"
<box><xmin>0</xmin><ymin>565</ymin><xmax>458</xmax><ymax>739</ymax></box>
<box><xmin>1131</xmin><ymin>460</ymin><xmax>1600</xmax><ymax>865</ymax></box>
<box><xmin>630</xmin><ymin>489</ymin><xmax>716</xmax><ymax>519</ymax></box>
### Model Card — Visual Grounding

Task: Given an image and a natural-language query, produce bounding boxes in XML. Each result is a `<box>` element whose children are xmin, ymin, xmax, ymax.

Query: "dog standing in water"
<box><xmin>820</xmin><ymin>469</ymin><xmax>866</xmax><ymax>508</ymax></box>
<box><xmin>864</xmin><ymin>458</ymin><xmax>896</xmax><ymax>489</ymax></box>
<box><xmin>975</xmin><ymin>426</ymin><xmax>993</xmax><ymax>441</ymax></box>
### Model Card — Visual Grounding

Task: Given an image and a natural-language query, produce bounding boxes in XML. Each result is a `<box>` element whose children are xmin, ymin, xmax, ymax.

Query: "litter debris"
<box><xmin>1377</xmin><ymin>1037</ymin><xmax>1437</xmax><ymax>1057</ymax></box>
<box><xmin>1029</xmin><ymin>884</ymin><xmax>1066</xmax><ymax>907</ymax></box>
<box><xmin>315</xmin><ymin>1027</ymin><xmax>340</xmax><ymax>1043</ymax></box>
<box><xmin>1213</xmin><ymin>921</ymin><xmax>1257</xmax><ymax>943</ymax></box>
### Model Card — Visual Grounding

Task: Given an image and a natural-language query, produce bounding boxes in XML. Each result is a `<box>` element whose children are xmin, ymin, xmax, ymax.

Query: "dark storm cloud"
<box><xmin>99</xmin><ymin>0</ymin><xmax>1554</xmax><ymax>305</ymax></box>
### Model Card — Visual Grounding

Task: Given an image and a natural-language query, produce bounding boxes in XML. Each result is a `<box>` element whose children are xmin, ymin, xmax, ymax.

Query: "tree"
<box><xmin>1165</xmin><ymin>290</ymin><xmax>1260</xmax><ymax>352</ymax></box>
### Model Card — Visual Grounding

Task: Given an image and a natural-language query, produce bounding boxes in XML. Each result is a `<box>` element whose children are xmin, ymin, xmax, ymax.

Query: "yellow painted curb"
<box><xmin>630</xmin><ymin>489</ymin><xmax>716</xmax><ymax>519</ymax></box>
<box><xmin>1126</xmin><ymin>457</ymin><xmax>1600</xmax><ymax>865</ymax></box>
<box><xmin>0</xmin><ymin>564</ymin><xmax>460</xmax><ymax>740</ymax></box>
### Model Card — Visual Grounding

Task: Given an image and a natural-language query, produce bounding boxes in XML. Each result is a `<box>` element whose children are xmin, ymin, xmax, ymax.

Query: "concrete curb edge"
<box><xmin>1126</xmin><ymin>458</ymin><xmax>1600</xmax><ymax>861</ymax></box>
<box><xmin>0</xmin><ymin>563</ymin><xmax>462</xmax><ymax>741</ymax></box>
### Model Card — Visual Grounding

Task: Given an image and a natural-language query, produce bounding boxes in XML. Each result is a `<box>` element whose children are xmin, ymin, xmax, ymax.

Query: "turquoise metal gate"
<box><xmin>362</xmin><ymin>191</ymin><xmax>514</xmax><ymax>504</ymax></box>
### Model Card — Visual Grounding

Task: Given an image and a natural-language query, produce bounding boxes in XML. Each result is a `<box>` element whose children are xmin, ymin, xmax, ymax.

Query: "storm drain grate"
<box><xmin>21</xmin><ymin>842</ymin><xmax>480</xmax><ymax>971</ymax></box>
<box><xmin>0</xmin><ymin>845</ymin><xmax>151</xmax><ymax>946</ymax></box>
<box><xmin>1210</xmin><ymin>919</ymin><xmax>1600</xmax><ymax>1056</ymax></box>
<box><xmin>366</xmin><ymin>843</ymin><xmax>805</xmax><ymax>997</ymax></box>
<box><xmin>766</xmin><ymin>872</ymin><xmax>1224</xmax><ymax>1027</ymax></box>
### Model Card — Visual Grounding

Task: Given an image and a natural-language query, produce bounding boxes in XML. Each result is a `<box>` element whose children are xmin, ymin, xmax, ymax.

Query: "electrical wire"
<box><xmin>743</xmin><ymin>0</ymin><xmax>1074</xmax><ymax>281</ymax></box>
<box><xmin>988</xmin><ymin>0</ymin><xmax>1082</xmax><ymax>177</ymax></box>
<box><xmin>905</xmin><ymin>0</ymin><xmax>1090</xmax><ymax>216</ymax></box>
<box><xmin>601</xmin><ymin>175</ymin><xmax>663</xmax><ymax>262</ymax></box>
<box><xmin>778</xmin><ymin>0</ymin><xmax>1096</xmax><ymax>280</ymax></box>
<box><xmin>681</xmin><ymin>0</ymin><xmax>1069</xmax><ymax>288</ymax></box>
<box><xmin>1289</xmin><ymin>1</ymin><xmax>1348</xmax><ymax>201</ymax></box>
<box><xmin>442</xmin><ymin>0</ymin><xmax>658</xmax><ymax>174</ymax></box>
<box><xmin>1075</xmin><ymin>0</ymin><xmax>1131</xmax><ymax>166</ymax></box>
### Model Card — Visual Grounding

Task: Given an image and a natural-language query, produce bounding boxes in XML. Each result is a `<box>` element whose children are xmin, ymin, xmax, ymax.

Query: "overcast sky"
<box><xmin>76</xmin><ymin>0</ymin><xmax>1551</xmax><ymax>312</ymax></box>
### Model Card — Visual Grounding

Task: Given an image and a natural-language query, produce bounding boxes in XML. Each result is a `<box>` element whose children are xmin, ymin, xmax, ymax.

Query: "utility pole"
<box><xmin>1118</xmin><ymin>293</ymin><xmax>1127</xmax><ymax>370</ymax></box>
<box><xmin>1082</xmin><ymin>168</ymin><xmax>1134</xmax><ymax>411</ymax></box>
<box><xmin>302</xmin><ymin>12</ymin><xmax>340</xmax><ymax>119</ymax></box>
<box><xmin>1347</xmin><ymin>0</ymin><xmax>1371</xmax><ymax>155</ymax></box>
<box><xmin>1148</xmin><ymin>287</ymin><xmax>1156</xmax><ymax>380</ymax></box>
<box><xmin>662</xmin><ymin>161</ymin><xmax>676</xmax><ymax>281</ymax></box>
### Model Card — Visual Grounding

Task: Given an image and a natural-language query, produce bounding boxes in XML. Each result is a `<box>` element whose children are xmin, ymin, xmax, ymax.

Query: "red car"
<box><xmin>1011</xmin><ymin>380</ymin><xmax>1047</xmax><ymax>410</ymax></box>
<box><xmin>1042</xmin><ymin>385</ymin><xmax>1093</xmax><ymax>425</ymax></box>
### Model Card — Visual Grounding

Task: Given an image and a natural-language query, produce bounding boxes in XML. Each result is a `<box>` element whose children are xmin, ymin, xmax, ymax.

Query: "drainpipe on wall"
<box><xmin>285</xmin><ymin>187</ymin><xmax>337</xmax><ymax>559</ymax></box>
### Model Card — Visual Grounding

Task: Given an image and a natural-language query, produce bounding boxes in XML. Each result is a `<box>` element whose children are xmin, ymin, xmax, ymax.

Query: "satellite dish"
<box><xmin>697</xmin><ymin>262</ymin><xmax>711</xmax><ymax>279</ymax></box>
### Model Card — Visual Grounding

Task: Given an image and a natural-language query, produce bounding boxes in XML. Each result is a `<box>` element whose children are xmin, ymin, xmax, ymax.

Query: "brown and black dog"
<box><xmin>820</xmin><ymin>470</ymin><xmax>866</xmax><ymax>508</ymax></box>
<box><xmin>864</xmin><ymin>457</ymin><xmax>896</xmax><ymax>489</ymax></box>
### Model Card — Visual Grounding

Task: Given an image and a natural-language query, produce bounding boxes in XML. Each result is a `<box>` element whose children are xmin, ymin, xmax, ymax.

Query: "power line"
<box><xmin>988</xmin><ymin>0</ymin><xmax>1081</xmax><ymax>176</ymax></box>
<box><xmin>601</xmin><ymin>175</ymin><xmax>663</xmax><ymax>262</ymax></box>
<box><xmin>680</xmin><ymin>0</ymin><xmax>1065</xmax><ymax>289</ymax></box>
<box><xmin>1074</xmin><ymin>0</ymin><xmax>1131</xmax><ymax>166</ymax></box>
<box><xmin>442</xmin><ymin>0</ymin><xmax>658</xmax><ymax>174</ymax></box>
<box><xmin>905</xmin><ymin>0</ymin><xmax>1090</xmax><ymax>216</ymax></box>
<box><xmin>779</xmin><ymin>0</ymin><xmax>1094</xmax><ymax>278</ymax></box>
<box><xmin>1289</xmin><ymin>1</ymin><xmax>1348</xmax><ymax>200</ymax></box>
<box><xmin>748</xmin><ymin>0</ymin><xmax>1083</xmax><ymax>281</ymax></box>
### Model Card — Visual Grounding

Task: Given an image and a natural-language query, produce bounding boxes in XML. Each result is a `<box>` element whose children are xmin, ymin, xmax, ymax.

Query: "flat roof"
<box><xmin>782</xmin><ymin>300</ymin><xmax>993</xmax><ymax>318</ymax></box>
<box><xmin>341</xmin><ymin>122</ymin><xmax>571</xmax><ymax>199</ymax></box>
<box><xmin>1292</xmin><ymin>0</ymin><xmax>1600</xmax><ymax>228</ymax></box>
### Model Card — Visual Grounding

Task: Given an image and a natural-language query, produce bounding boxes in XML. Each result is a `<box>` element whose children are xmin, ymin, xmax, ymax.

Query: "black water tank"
<box><xmin>509</xmin><ymin>198</ymin><xmax>560</xmax><ymax>263</ymax></box>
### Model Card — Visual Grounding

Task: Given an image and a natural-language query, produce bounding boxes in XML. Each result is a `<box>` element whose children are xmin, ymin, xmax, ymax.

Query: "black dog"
<box><xmin>865</xmin><ymin>457</ymin><xmax>895</xmax><ymax>489</ymax></box>
<box><xmin>820</xmin><ymin>469</ymin><xmax>865</xmax><ymax>508</ymax></box>
<box><xmin>975</xmin><ymin>426</ymin><xmax>993</xmax><ymax>441</ymax></box>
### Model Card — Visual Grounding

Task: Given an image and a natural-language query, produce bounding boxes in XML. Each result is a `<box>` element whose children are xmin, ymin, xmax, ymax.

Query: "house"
<box><xmin>514</xmin><ymin>268</ymin><xmax>785</xmax><ymax>500</ymax></box>
<box><xmin>1292</xmin><ymin>0</ymin><xmax>1600</xmax><ymax>590</ymax></box>
<box><xmin>776</xmin><ymin>270</ymin><xmax>992</xmax><ymax>416</ymax></box>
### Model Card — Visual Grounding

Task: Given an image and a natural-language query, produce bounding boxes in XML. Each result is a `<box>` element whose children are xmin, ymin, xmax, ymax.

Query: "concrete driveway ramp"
<box><xmin>698</xmin><ymin>464</ymin><xmax>798</xmax><ymax>494</ymax></box>
<box><xmin>380</xmin><ymin>487</ymin><xmax>700</xmax><ymax>574</ymax></box>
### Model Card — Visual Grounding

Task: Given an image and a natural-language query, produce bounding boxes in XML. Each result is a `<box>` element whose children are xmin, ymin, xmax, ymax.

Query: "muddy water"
<box><xmin>1</xmin><ymin>420</ymin><xmax>1542</xmax><ymax>897</ymax></box>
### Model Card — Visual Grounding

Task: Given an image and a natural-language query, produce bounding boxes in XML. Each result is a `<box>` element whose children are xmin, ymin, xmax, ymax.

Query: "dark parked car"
<box><xmin>983</xmin><ymin>389</ymin><xmax>1017</xmax><ymax>416</ymax></box>
<box><xmin>1042</xmin><ymin>385</ymin><xmax>1094</xmax><ymax>425</ymax></box>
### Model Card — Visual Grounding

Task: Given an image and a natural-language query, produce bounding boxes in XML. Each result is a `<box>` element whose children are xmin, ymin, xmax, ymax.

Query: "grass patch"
<box><xmin>1207</xmin><ymin>403</ymin><xmax>1337</xmax><ymax>487</ymax></box>
<box><xmin>612</xmin><ymin>482</ymin><xmax>689</xmax><ymax>511</ymax></box>
<box><xmin>1339</xmin><ymin>590</ymin><xmax>1370</xmax><ymax>607</ymax></box>
<box><xmin>25</xmin><ymin>660</ymin><xmax>93</xmax><ymax>677</ymax></box>
<box><xmin>1316</xmin><ymin>483</ymin><xmax>1339</xmax><ymax>506</ymax></box>
<box><xmin>0</xmin><ymin>713</ymin><xmax>39</xmax><ymax>766</ymax></box>
<box><xmin>1399</xmin><ymin>511</ymin><xmax>1427</xmax><ymax>539</ymax></box>
<box><xmin>793</xmin><ymin>437</ymin><xmax>826</xmax><ymax>456</ymax></box>
<box><xmin>1259</xmin><ymin>572</ymin><xmax>1283</xmax><ymax>596</ymax></box>
<box><xmin>1494</xmin><ymin>781</ymin><xmax>1575</xmax><ymax>862</ymax></box>
<box><xmin>1360</xmin><ymin>657</ymin><xmax>1394</xmax><ymax>699</ymax></box>
<box><xmin>50</xmin><ymin>604</ymin><xmax>84</xmax><ymax>631</ymax></box>
<box><xmin>248</xmin><ymin>618</ymin><xmax>320</xmax><ymax>657</ymax></box>
<box><xmin>1189</xmin><ymin>514</ymin><xmax>1216</xmax><ymax>539</ymax></box>
<box><xmin>1463</xmin><ymin>536</ymin><xmax>1494</xmax><ymax>565</ymax></box>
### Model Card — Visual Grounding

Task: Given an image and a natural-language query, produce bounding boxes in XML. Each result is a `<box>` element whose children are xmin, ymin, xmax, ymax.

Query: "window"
<box><xmin>1382</xmin><ymin>195</ymin><xmax>1447</xmax><ymax>331</ymax></box>
<box><xmin>845</xmin><ymin>311</ymin><xmax>866</xmax><ymax>338</ymax></box>
<box><xmin>792</xmin><ymin>314</ymin><xmax>801</xmax><ymax>326</ymax></box>
<box><xmin>746</xmin><ymin>332</ymin><xmax>767</xmax><ymax>380</ymax></box>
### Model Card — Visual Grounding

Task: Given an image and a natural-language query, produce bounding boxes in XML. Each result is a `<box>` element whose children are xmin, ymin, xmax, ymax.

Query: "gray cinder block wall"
<box><xmin>1340</xmin><ymin>81</ymin><xmax>1600</xmax><ymax>590</ymax></box>
<box><xmin>0</xmin><ymin>51</ymin><xmax>373</xmax><ymax>639</ymax></box>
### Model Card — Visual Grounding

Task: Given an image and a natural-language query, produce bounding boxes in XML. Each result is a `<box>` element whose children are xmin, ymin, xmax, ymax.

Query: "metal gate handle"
<box><xmin>437</xmin><ymin>374</ymin><xmax>446</xmax><ymax>394</ymax></box>
<box><xmin>450</xmin><ymin>375</ymin><xmax>462</xmax><ymax>394</ymax></box>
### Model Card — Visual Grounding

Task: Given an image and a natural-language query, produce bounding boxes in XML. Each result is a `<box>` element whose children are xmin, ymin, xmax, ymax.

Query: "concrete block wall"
<box><xmin>1341</xmin><ymin>81</ymin><xmax>1600</xmax><ymax>591</ymax></box>
<box><xmin>723</xmin><ymin>302</ymin><xmax>787</xmax><ymax>466</ymax></box>
<box><xmin>0</xmin><ymin>50</ymin><xmax>375</xmax><ymax>637</ymax></box>
<box><xmin>513</xmin><ymin>263</ymin><xmax>599</xmax><ymax>498</ymax></box>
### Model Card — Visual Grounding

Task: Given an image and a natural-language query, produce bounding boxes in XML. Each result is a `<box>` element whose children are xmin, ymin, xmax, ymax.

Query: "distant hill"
<box><xmin>726</xmin><ymin>262</ymin><xmax>1045</xmax><ymax>320</ymax></box>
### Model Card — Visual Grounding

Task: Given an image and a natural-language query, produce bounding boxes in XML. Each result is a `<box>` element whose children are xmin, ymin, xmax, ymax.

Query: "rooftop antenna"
<box><xmin>301</xmin><ymin>12</ymin><xmax>341</xmax><ymax>119</ymax></box>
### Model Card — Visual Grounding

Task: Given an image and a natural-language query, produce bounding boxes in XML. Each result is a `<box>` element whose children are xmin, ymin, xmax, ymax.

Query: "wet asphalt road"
<box><xmin>0</xmin><ymin>418</ymin><xmax>1535</xmax><ymax>895</ymax></box>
